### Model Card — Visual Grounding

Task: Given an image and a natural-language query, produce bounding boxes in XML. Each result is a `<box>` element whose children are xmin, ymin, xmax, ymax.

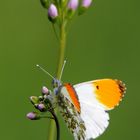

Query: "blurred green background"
<box><xmin>0</xmin><ymin>0</ymin><xmax>139</xmax><ymax>140</ymax></box>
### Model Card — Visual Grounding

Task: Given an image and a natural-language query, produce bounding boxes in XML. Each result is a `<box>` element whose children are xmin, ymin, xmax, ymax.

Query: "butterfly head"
<box><xmin>52</xmin><ymin>78</ymin><xmax>62</xmax><ymax>88</ymax></box>
<box><xmin>52</xmin><ymin>78</ymin><xmax>62</xmax><ymax>95</ymax></box>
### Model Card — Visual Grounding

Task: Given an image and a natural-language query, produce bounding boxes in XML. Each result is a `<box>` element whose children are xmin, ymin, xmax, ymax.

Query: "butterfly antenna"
<box><xmin>36</xmin><ymin>64</ymin><xmax>55</xmax><ymax>80</ymax></box>
<box><xmin>60</xmin><ymin>60</ymin><xmax>67</xmax><ymax>80</ymax></box>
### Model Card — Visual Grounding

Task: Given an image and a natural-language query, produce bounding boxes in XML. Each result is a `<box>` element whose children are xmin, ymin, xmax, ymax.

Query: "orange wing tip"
<box><xmin>116</xmin><ymin>79</ymin><xmax>126</xmax><ymax>103</ymax></box>
<box><xmin>115</xmin><ymin>79</ymin><xmax>127</xmax><ymax>95</ymax></box>
<box><xmin>113</xmin><ymin>79</ymin><xmax>126</xmax><ymax>108</ymax></box>
<box><xmin>94</xmin><ymin>79</ymin><xmax>126</xmax><ymax>110</ymax></box>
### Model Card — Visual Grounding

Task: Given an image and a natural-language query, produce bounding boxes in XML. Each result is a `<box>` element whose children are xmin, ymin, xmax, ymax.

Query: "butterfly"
<box><xmin>37</xmin><ymin>63</ymin><xmax>126</xmax><ymax>140</ymax></box>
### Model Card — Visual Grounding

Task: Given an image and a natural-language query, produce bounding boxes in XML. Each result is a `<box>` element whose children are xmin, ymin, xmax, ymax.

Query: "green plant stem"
<box><xmin>56</xmin><ymin>22</ymin><xmax>66</xmax><ymax>79</ymax></box>
<box><xmin>47</xmin><ymin>21</ymin><xmax>66</xmax><ymax>140</ymax></box>
<box><xmin>50</xmin><ymin>111</ymin><xmax>60</xmax><ymax>140</ymax></box>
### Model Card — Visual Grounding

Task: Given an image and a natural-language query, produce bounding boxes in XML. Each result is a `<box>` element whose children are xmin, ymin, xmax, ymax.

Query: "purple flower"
<box><xmin>37</xmin><ymin>103</ymin><xmax>46</xmax><ymax>112</ymax></box>
<box><xmin>42</xmin><ymin>86</ymin><xmax>49</xmax><ymax>95</ymax></box>
<box><xmin>26</xmin><ymin>112</ymin><xmax>39</xmax><ymax>120</ymax></box>
<box><xmin>82</xmin><ymin>0</ymin><xmax>92</xmax><ymax>8</ymax></box>
<box><xmin>68</xmin><ymin>0</ymin><xmax>79</xmax><ymax>10</ymax></box>
<box><xmin>48</xmin><ymin>4</ymin><xmax>58</xmax><ymax>19</ymax></box>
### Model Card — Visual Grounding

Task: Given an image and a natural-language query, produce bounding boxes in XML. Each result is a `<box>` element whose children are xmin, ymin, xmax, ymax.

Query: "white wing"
<box><xmin>74</xmin><ymin>82</ymin><xmax>110</xmax><ymax>139</ymax></box>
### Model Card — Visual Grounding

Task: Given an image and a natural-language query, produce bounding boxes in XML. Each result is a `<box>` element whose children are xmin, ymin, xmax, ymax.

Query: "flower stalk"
<box><xmin>57</xmin><ymin>22</ymin><xmax>66</xmax><ymax>79</ymax></box>
<box><xmin>47</xmin><ymin>20</ymin><xmax>67</xmax><ymax>140</ymax></box>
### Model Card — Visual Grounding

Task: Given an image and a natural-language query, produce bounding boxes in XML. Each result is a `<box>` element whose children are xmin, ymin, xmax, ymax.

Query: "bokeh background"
<box><xmin>0</xmin><ymin>0</ymin><xmax>139</xmax><ymax>140</ymax></box>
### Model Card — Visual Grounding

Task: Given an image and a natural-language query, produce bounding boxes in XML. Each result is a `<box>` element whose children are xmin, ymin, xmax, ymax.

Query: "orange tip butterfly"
<box><xmin>36</xmin><ymin>61</ymin><xmax>126</xmax><ymax>140</ymax></box>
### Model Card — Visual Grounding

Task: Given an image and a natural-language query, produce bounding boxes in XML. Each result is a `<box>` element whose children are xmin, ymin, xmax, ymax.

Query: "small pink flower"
<box><xmin>42</xmin><ymin>86</ymin><xmax>49</xmax><ymax>95</ymax></box>
<box><xmin>68</xmin><ymin>0</ymin><xmax>79</xmax><ymax>10</ymax></box>
<box><xmin>48</xmin><ymin>4</ymin><xmax>58</xmax><ymax>19</ymax></box>
<box><xmin>82</xmin><ymin>0</ymin><xmax>92</xmax><ymax>8</ymax></box>
<box><xmin>26</xmin><ymin>112</ymin><xmax>39</xmax><ymax>120</ymax></box>
<box><xmin>37</xmin><ymin>103</ymin><xmax>46</xmax><ymax>112</ymax></box>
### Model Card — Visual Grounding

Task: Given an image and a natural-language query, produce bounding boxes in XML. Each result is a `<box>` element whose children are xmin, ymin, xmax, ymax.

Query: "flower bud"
<box><xmin>40</xmin><ymin>0</ymin><xmax>49</xmax><ymax>9</ymax></box>
<box><xmin>37</xmin><ymin>103</ymin><xmax>46</xmax><ymax>112</ymax></box>
<box><xmin>68</xmin><ymin>0</ymin><xmax>79</xmax><ymax>10</ymax></box>
<box><xmin>78</xmin><ymin>0</ymin><xmax>92</xmax><ymax>15</ymax></box>
<box><xmin>82</xmin><ymin>0</ymin><xmax>92</xmax><ymax>8</ymax></box>
<box><xmin>67</xmin><ymin>0</ymin><xmax>78</xmax><ymax>19</ymax></box>
<box><xmin>26</xmin><ymin>112</ymin><xmax>40</xmax><ymax>120</ymax></box>
<box><xmin>42</xmin><ymin>86</ymin><xmax>49</xmax><ymax>95</ymax></box>
<box><xmin>48</xmin><ymin>4</ymin><xmax>58</xmax><ymax>22</ymax></box>
<box><xmin>30</xmin><ymin>96</ymin><xmax>39</xmax><ymax>105</ymax></box>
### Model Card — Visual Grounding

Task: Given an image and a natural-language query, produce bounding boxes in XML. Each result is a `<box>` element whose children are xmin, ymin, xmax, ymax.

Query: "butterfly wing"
<box><xmin>74</xmin><ymin>79</ymin><xmax>126</xmax><ymax>110</ymax></box>
<box><xmin>59</xmin><ymin>79</ymin><xmax>126</xmax><ymax>140</ymax></box>
<box><xmin>73</xmin><ymin>79</ymin><xmax>126</xmax><ymax>139</ymax></box>
<box><xmin>58</xmin><ymin>84</ymin><xmax>86</xmax><ymax>140</ymax></box>
<box><xmin>76</xmin><ymin>101</ymin><xmax>109</xmax><ymax>139</ymax></box>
